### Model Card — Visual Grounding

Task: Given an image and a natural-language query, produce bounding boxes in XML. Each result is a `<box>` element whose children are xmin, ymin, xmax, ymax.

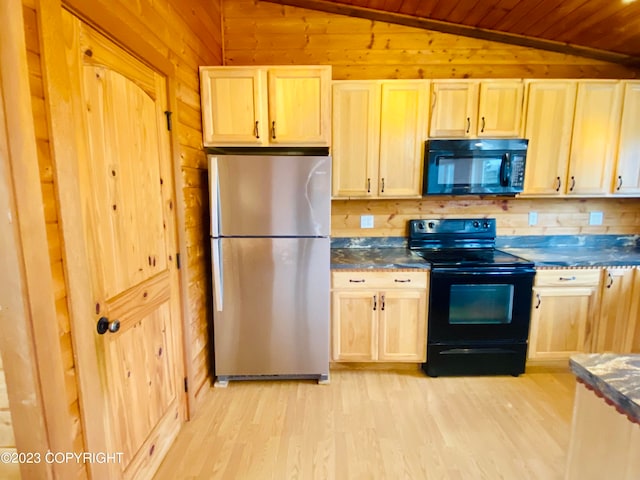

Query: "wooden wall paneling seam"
<box><xmin>0</xmin><ymin>0</ymin><xmax>60</xmax><ymax>478</ymax></box>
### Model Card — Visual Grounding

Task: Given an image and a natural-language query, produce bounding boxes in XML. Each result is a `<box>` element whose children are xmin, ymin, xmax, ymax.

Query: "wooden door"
<box><xmin>377</xmin><ymin>289</ymin><xmax>427</xmax><ymax>362</ymax></box>
<box><xmin>528</xmin><ymin>287</ymin><xmax>596</xmax><ymax>360</ymax></box>
<box><xmin>267</xmin><ymin>66</ymin><xmax>331</xmax><ymax>145</ymax></box>
<box><xmin>596</xmin><ymin>268</ymin><xmax>636</xmax><ymax>352</ymax></box>
<box><xmin>332</xmin><ymin>290</ymin><xmax>377</xmax><ymax>361</ymax></box>
<box><xmin>568</xmin><ymin>81</ymin><xmax>622</xmax><ymax>195</ymax></box>
<box><xmin>200</xmin><ymin>67</ymin><xmax>268</xmax><ymax>146</ymax></box>
<box><xmin>477</xmin><ymin>80</ymin><xmax>524</xmax><ymax>137</ymax></box>
<box><xmin>522</xmin><ymin>81</ymin><xmax>577</xmax><ymax>195</ymax></box>
<box><xmin>429</xmin><ymin>80</ymin><xmax>479</xmax><ymax>138</ymax></box>
<box><xmin>331</xmin><ymin>81</ymin><xmax>381</xmax><ymax>198</ymax></box>
<box><xmin>378</xmin><ymin>81</ymin><xmax>429</xmax><ymax>198</ymax></box>
<box><xmin>613</xmin><ymin>81</ymin><xmax>640</xmax><ymax>195</ymax></box>
<box><xmin>63</xmin><ymin>12</ymin><xmax>184</xmax><ymax>479</ymax></box>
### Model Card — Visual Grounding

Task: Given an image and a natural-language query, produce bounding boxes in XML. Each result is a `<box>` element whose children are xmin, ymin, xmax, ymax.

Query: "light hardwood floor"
<box><xmin>154</xmin><ymin>367</ymin><xmax>576</xmax><ymax>480</ymax></box>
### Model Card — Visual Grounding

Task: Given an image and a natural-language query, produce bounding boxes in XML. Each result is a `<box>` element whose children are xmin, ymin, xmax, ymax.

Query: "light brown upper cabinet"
<box><xmin>200</xmin><ymin>66</ymin><xmax>332</xmax><ymax>147</ymax></box>
<box><xmin>429</xmin><ymin>80</ymin><xmax>524</xmax><ymax>138</ymax></box>
<box><xmin>566</xmin><ymin>81</ymin><xmax>623</xmax><ymax>195</ymax></box>
<box><xmin>522</xmin><ymin>80</ymin><xmax>577</xmax><ymax>195</ymax></box>
<box><xmin>332</xmin><ymin>80</ymin><xmax>429</xmax><ymax>198</ymax></box>
<box><xmin>612</xmin><ymin>81</ymin><xmax>640</xmax><ymax>195</ymax></box>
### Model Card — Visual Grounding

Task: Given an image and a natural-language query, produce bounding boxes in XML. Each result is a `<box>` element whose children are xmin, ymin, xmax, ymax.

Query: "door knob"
<box><xmin>97</xmin><ymin>316</ymin><xmax>121</xmax><ymax>335</ymax></box>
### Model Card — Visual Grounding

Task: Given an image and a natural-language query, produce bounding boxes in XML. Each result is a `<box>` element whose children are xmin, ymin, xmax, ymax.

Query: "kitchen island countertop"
<box><xmin>569</xmin><ymin>353</ymin><xmax>640</xmax><ymax>424</ymax></box>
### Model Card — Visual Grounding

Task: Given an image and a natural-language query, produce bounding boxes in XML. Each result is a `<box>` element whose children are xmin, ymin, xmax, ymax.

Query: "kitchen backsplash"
<box><xmin>331</xmin><ymin>197</ymin><xmax>640</xmax><ymax>238</ymax></box>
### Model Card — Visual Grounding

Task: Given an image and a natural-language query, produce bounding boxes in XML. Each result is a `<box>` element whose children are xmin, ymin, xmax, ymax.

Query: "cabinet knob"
<box><xmin>617</xmin><ymin>176</ymin><xmax>623</xmax><ymax>191</ymax></box>
<box><xmin>271</xmin><ymin>121</ymin><xmax>276</xmax><ymax>139</ymax></box>
<box><xmin>466</xmin><ymin>117</ymin><xmax>470</xmax><ymax>133</ymax></box>
<box><xmin>569</xmin><ymin>176</ymin><xmax>576</xmax><ymax>191</ymax></box>
<box><xmin>373</xmin><ymin>295</ymin><xmax>377</xmax><ymax>311</ymax></box>
<box><xmin>607</xmin><ymin>273</ymin><xmax>614</xmax><ymax>288</ymax></box>
<box><xmin>535</xmin><ymin>293</ymin><xmax>541</xmax><ymax>309</ymax></box>
<box><xmin>254</xmin><ymin>120</ymin><xmax>260</xmax><ymax>139</ymax></box>
<box><xmin>480</xmin><ymin>116</ymin><xmax>485</xmax><ymax>133</ymax></box>
<box><xmin>555</xmin><ymin>176</ymin><xmax>561</xmax><ymax>192</ymax></box>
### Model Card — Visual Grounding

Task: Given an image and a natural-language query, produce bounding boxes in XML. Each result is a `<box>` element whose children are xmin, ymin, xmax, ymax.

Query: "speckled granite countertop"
<box><xmin>569</xmin><ymin>354</ymin><xmax>640</xmax><ymax>424</ymax></box>
<box><xmin>331</xmin><ymin>235</ymin><xmax>640</xmax><ymax>269</ymax></box>
<box><xmin>331</xmin><ymin>247</ymin><xmax>429</xmax><ymax>270</ymax></box>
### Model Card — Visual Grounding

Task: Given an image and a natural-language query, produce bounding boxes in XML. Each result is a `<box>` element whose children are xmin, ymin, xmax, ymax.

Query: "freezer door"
<box><xmin>212</xmin><ymin>155</ymin><xmax>331</xmax><ymax>237</ymax></box>
<box><xmin>213</xmin><ymin>237</ymin><xmax>330</xmax><ymax>376</ymax></box>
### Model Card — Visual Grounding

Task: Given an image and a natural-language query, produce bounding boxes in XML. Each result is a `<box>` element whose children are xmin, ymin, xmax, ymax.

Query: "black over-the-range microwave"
<box><xmin>422</xmin><ymin>138</ymin><xmax>529</xmax><ymax>196</ymax></box>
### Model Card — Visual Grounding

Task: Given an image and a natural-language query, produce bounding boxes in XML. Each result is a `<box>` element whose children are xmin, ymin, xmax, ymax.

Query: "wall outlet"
<box><xmin>360</xmin><ymin>215</ymin><xmax>374</xmax><ymax>229</ymax></box>
<box><xmin>589</xmin><ymin>211</ymin><xmax>603</xmax><ymax>225</ymax></box>
<box><xmin>528</xmin><ymin>211</ymin><xmax>538</xmax><ymax>226</ymax></box>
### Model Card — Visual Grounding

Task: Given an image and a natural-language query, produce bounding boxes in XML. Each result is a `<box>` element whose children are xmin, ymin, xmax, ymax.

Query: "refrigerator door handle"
<box><xmin>212</xmin><ymin>239</ymin><xmax>223</xmax><ymax>311</ymax></box>
<box><xmin>304</xmin><ymin>158</ymin><xmax>330</xmax><ymax>236</ymax></box>
<box><xmin>208</xmin><ymin>155</ymin><xmax>220</xmax><ymax>238</ymax></box>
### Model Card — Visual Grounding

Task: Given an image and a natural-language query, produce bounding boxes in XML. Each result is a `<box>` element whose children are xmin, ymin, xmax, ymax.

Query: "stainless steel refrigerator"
<box><xmin>208</xmin><ymin>153</ymin><xmax>331</xmax><ymax>386</ymax></box>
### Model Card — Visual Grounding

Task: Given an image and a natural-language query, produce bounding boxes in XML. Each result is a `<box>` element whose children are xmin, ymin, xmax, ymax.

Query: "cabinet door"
<box><xmin>528</xmin><ymin>286</ymin><xmax>598</xmax><ymax>360</ymax></box>
<box><xmin>613</xmin><ymin>81</ymin><xmax>640</xmax><ymax>195</ymax></box>
<box><xmin>331</xmin><ymin>82</ymin><xmax>380</xmax><ymax>198</ymax></box>
<box><xmin>200</xmin><ymin>67</ymin><xmax>268</xmax><ymax>146</ymax></box>
<box><xmin>625</xmin><ymin>268</ymin><xmax>640</xmax><ymax>353</ymax></box>
<box><xmin>522</xmin><ymin>81</ymin><xmax>577</xmax><ymax>195</ymax></box>
<box><xmin>267</xmin><ymin>67</ymin><xmax>331</xmax><ymax>146</ymax></box>
<box><xmin>568</xmin><ymin>81</ymin><xmax>622</xmax><ymax>195</ymax></box>
<box><xmin>596</xmin><ymin>267</ymin><xmax>636</xmax><ymax>352</ymax></box>
<box><xmin>378</xmin><ymin>81</ymin><xmax>429</xmax><ymax>197</ymax></box>
<box><xmin>332</xmin><ymin>290</ymin><xmax>378</xmax><ymax>361</ymax></box>
<box><xmin>429</xmin><ymin>81</ymin><xmax>479</xmax><ymax>138</ymax></box>
<box><xmin>477</xmin><ymin>80</ymin><xmax>524</xmax><ymax>137</ymax></box>
<box><xmin>378</xmin><ymin>289</ymin><xmax>427</xmax><ymax>362</ymax></box>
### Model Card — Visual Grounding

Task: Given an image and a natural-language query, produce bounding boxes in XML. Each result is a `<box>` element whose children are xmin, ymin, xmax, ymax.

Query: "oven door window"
<box><xmin>449</xmin><ymin>284</ymin><xmax>514</xmax><ymax>325</ymax></box>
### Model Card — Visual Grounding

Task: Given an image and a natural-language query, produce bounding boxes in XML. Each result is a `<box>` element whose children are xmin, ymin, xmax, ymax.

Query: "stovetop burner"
<box><xmin>408</xmin><ymin>218</ymin><xmax>533</xmax><ymax>269</ymax></box>
<box><xmin>413</xmin><ymin>248</ymin><xmax>533</xmax><ymax>268</ymax></box>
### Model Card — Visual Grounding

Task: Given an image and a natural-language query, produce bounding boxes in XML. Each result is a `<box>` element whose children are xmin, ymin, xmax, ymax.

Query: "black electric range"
<box><xmin>408</xmin><ymin>218</ymin><xmax>535</xmax><ymax>377</ymax></box>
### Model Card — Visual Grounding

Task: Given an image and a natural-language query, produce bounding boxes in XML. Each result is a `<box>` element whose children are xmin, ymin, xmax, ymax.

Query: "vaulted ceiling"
<box><xmin>265</xmin><ymin>0</ymin><xmax>640</xmax><ymax>67</ymax></box>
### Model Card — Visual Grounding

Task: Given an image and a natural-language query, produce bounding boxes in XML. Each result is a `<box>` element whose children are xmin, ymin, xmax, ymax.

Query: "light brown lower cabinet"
<box><xmin>595</xmin><ymin>266</ymin><xmax>640</xmax><ymax>352</ymax></box>
<box><xmin>331</xmin><ymin>271</ymin><xmax>428</xmax><ymax>362</ymax></box>
<box><xmin>528</xmin><ymin>268</ymin><xmax>602</xmax><ymax>361</ymax></box>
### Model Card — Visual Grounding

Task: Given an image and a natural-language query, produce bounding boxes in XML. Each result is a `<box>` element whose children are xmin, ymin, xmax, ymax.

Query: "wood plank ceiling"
<box><xmin>264</xmin><ymin>0</ymin><xmax>640</xmax><ymax>66</ymax></box>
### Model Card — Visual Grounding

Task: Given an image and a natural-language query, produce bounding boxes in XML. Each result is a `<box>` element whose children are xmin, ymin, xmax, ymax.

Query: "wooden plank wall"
<box><xmin>332</xmin><ymin>198</ymin><xmax>640</xmax><ymax>237</ymax></box>
<box><xmin>223</xmin><ymin>0</ymin><xmax>640</xmax><ymax>79</ymax></box>
<box><xmin>223</xmin><ymin>0</ymin><xmax>640</xmax><ymax>238</ymax></box>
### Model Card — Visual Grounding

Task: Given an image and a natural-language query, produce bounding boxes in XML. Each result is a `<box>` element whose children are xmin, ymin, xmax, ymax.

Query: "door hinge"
<box><xmin>184</xmin><ymin>377</ymin><xmax>188</xmax><ymax>393</ymax></box>
<box><xmin>176</xmin><ymin>253</ymin><xmax>181</xmax><ymax>269</ymax></box>
<box><xmin>164</xmin><ymin>110</ymin><xmax>172</xmax><ymax>131</ymax></box>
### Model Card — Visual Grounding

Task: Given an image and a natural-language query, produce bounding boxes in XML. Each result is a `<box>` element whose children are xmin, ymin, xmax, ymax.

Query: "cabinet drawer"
<box><xmin>332</xmin><ymin>271</ymin><xmax>428</xmax><ymax>289</ymax></box>
<box><xmin>534</xmin><ymin>269</ymin><xmax>601</xmax><ymax>287</ymax></box>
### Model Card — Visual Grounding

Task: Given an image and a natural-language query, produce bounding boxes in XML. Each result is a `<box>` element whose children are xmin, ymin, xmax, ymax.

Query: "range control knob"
<box><xmin>473</xmin><ymin>221</ymin><xmax>480</xmax><ymax>228</ymax></box>
<box><xmin>428</xmin><ymin>221</ymin><xmax>435</xmax><ymax>229</ymax></box>
<box><xmin>483</xmin><ymin>221</ymin><xmax>490</xmax><ymax>228</ymax></box>
<box><xmin>417</xmin><ymin>222</ymin><xmax>424</xmax><ymax>230</ymax></box>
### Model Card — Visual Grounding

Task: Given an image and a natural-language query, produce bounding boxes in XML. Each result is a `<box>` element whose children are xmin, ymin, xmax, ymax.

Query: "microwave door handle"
<box><xmin>500</xmin><ymin>152</ymin><xmax>511</xmax><ymax>186</ymax></box>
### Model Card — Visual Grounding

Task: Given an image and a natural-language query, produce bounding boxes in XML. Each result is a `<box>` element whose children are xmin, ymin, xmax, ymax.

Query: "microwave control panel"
<box><xmin>511</xmin><ymin>155</ymin><xmax>525</xmax><ymax>187</ymax></box>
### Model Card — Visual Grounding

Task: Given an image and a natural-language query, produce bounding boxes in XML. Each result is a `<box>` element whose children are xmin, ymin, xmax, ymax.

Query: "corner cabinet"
<box><xmin>528</xmin><ymin>268</ymin><xmax>601</xmax><ymax>362</ymax></box>
<box><xmin>331</xmin><ymin>80</ymin><xmax>429</xmax><ymax>198</ymax></box>
<box><xmin>200</xmin><ymin>66</ymin><xmax>331</xmax><ymax>147</ymax></box>
<box><xmin>613</xmin><ymin>81</ymin><xmax>640</xmax><ymax>195</ymax></box>
<box><xmin>429</xmin><ymin>80</ymin><xmax>523</xmax><ymax>138</ymax></box>
<box><xmin>595</xmin><ymin>267</ymin><xmax>638</xmax><ymax>352</ymax></box>
<box><xmin>331</xmin><ymin>270</ymin><xmax>428</xmax><ymax>362</ymax></box>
